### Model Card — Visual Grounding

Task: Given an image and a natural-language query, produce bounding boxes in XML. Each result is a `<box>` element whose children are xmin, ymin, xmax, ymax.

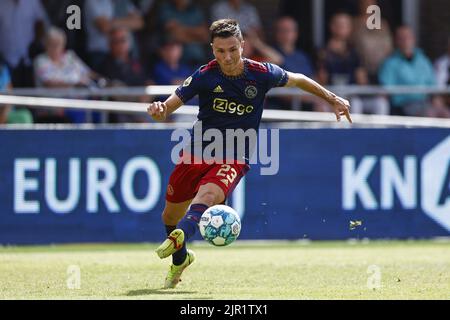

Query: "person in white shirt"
<box><xmin>33</xmin><ymin>27</ymin><xmax>99</xmax><ymax>123</ymax></box>
<box><xmin>34</xmin><ymin>28</ymin><xmax>95</xmax><ymax>88</ymax></box>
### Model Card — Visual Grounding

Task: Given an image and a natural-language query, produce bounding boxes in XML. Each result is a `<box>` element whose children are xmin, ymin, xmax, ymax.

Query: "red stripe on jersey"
<box><xmin>200</xmin><ymin>60</ymin><xmax>219</xmax><ymax>73</ymax></box>
<box><xmin>246</xmin><ymin>59</ymin><xmax>268</xmax><ymax>73</ymax></box>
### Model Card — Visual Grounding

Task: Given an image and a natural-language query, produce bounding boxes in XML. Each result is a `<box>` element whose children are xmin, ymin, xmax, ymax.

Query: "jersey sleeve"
<box><xmin>265</xmin><ymin>63</ymin><xmax>289</xmax><ymax>89</ymax></box>
<box><xmin>175</xmin><ymin>68</ymin><xmax>203</xmax><ymax>103</ymax></box>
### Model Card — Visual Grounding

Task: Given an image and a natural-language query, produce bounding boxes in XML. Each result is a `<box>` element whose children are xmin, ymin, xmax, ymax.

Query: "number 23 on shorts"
<box><xmin>216</xmin><ymin>164</ymin><xmax>238</xmax><ymax>185</ymax></box>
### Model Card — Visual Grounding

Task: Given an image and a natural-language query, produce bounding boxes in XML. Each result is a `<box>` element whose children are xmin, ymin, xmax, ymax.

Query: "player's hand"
<box><xmin>147</xmin><ymin>101</ymin><xmax>167</xmax><ymax>121</ymax></box>
<box><xmin>331</xmin><ymin>96</ymin><xmax>352</xmax><ymax>123</ymax></box>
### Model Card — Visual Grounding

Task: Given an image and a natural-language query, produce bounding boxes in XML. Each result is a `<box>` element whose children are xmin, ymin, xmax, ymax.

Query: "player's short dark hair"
<box><xmin>209</xmin><ymin>19</ymin><xmax>243</xmax><ymax>43</ymax></box>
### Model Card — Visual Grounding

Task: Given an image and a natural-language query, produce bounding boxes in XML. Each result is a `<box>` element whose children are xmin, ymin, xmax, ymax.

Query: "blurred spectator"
<box><xmin>435</xmin><ymin>37</ymin><xmax>450</xmax><ymax>88</ymax></box>
<box><xmin>34</xmin><ymin>27</ymin><xmax>100</xmax><ymax>123</ymax></box>
<box><xmin>274</xmin><ymin>16</ymin><xmax>313</xmax><ymax>77</ymax></box>
<box><xmin>153</xmin><ymin>38</ymin><xmax>192</xmax><ymax>86</ymax></box>
<box><xmin>84</xmin><ymin>0</ymin><xmax>144</xmax><ymax>72</ymax></box>
<box><xmin>243</xmin><ymin>31</ymin><xmax>283</xmax><ymax>65</ymax></box>
<box><xmin>318</xmin><ymin>13</ymin><xmax>366</xmax><ymax>86</ymax></box>
<box><xmin>0</xmin><ymin>0</ymin><xmax>48</xmax><ymax>87</ymax></box>
<box><xmin>152</xmin><ymin>36</ymin><xmax>197</xmax><ymax>123</ymax></box>
<box><xmin>100</xmin><ymin>27</ymin><xmax>151</xmax><ymax>123</ymax></box>
<box><xmin>434</xmin><ymin>37</ymin><xmax>450</xmax><ymax>111</ymax></box>
<box><xmin>352</xmin><ymin>0</ymin><xmax>393</xmax><ymax>84</ymax></box>
<box><xmin>379</xmin><ymin>26</ymin><xmax>450</xmax><ymax>117</ymax></box>
<box><xmin>0</xmin><ymin>59</ymin><xmax>12</xmax><ymax>124</ymax></box>
<box><xmin>211</xmin><ymin>0</ymin><xmax>263</xmax><ymax>37</ymax></box>
<box><xmin>100</xmin><ymin>28</ymin><xmax>149</xmax><ymax>87</ymax></box>
<box><xmin>318</xmin><ymin>12</ymin><xmax>388</xmax><ymax>115</ymax></box>
<box><xmin>269</xmin><ymin>16</ymin><xmax>316</xmax><ymax>110</ymax></box>
<box><xmin>158</xmin><ymin>0</ymin><xmax>209</xmax><ymax>66</ymax></box>
<box><xmin>0</xmin><ymin>56</ymin><xmax>33</xmax><ymax>124</ymax></box>
<box><xmin>34</xmin><ymin>28</ymin><xmax>97</xmax><ymax>88</ymax></box>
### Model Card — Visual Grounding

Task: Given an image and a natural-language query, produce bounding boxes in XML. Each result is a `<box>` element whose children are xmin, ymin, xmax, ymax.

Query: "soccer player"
<box><xmin>147</xmin><ymin>19</ymin><xmax>352</xmax><ymax>289</ymax></box>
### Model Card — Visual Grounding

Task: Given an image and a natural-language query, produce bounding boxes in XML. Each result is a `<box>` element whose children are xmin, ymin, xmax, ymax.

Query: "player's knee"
<box><xmin>195</xmin><ymin>190</ymin><xmax>221</xmax><ymax>207</ymax></box>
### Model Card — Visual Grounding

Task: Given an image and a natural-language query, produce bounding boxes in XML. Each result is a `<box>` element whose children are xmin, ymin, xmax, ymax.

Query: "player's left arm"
<box><xmin>285</xmin><ymin>71</ymin><xmax>352</xmax><ymax>123</ymax></box>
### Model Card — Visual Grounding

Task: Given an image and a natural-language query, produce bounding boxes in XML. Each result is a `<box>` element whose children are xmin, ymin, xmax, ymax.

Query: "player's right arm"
<box><xmin>147</xmin><ymin>66</ymin><xmax>203</xmax><ymax>121</ymax></box>
<box><xmin>147</xmin><ymin>93</ymin><xmax>183</xmax><ymax>122</ymax></box>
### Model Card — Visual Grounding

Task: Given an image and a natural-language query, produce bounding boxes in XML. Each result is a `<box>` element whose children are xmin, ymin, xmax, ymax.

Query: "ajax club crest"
<box><xmin>244</xmin><ymin>85</ymin><xmax>257</xmax><ymax>99</ymax></box>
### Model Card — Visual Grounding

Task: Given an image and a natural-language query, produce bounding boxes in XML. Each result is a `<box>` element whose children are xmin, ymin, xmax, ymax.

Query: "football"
<box><xmin>199</xmin><ymin>205</ymin><xmax>241</xmax><ymax>246</ymax></box>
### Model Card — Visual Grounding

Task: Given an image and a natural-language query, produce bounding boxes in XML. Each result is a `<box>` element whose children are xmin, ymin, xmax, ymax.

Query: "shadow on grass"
<box><xmin>126</xmin><ymin>288</ymin><xmax>198</xmax><ymax>296</ymax></box>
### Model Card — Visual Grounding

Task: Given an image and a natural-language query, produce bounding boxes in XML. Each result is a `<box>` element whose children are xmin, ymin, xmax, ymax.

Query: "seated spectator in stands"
<box><xmin>100</xmin><ymin>28</ymin><xmax>149</xmax><ymax>87</ymax></box>
<box><xmin>274</xmin><ymin>16</ymin><xmax>314</xmax><ymax>77</ymax></box>
<box><xmin>0</xmin><ymin>0</ymin><xmax>48</xmax><ymax>87</ymax></box>
<box><xmin>33</xmin><ymin>27</ymin><xmax>100</xmax><ymax>123</ymax></box>
<box><xmin>0</xmin><ymin>56</ymin><xmax>33</xmax><ymax>124</ymax></box>
<box><xmin>379</xmin><ymin>26</ymin><xmax>450</xmax><ymax>117</ymax></box>
<box><xmin>435</xmin><ymin>37</ymin><xmax>450</xmax><ymax>88</ymax></box>
<box><xmin>84</xmin><ymin>0</ymin><xmax>144</xmax><ymax>72</ymax></box>
<box><xmin>34</xmin><ymin>28</ymin><xmax>96</xmax><ymax>88</ymax></box>
<box><xmin>243</xmin><ymin>31</ymin><xmax>283</xmax><ymax>65</ymax></box>
<box><xmin>318</xmin><ymin>12</ymin><xmax>389</xmax><ymax>115</ymax></box>
<box><xmin>158</xmin><ymin>0</ymin><xmax>209</xmax><ymax>66</ymax></box>
<box><xmin>318</xmin><ymin>13</ymin><xmax>365</xmax><ymax>86</ymax></box>
<box><xmin>153</xmin><ymin>38</ymin><xmax>192</xmax><ymax>86</ymax></box>
<box><xmin>352</xmin><ymin>0</ymin><xmax>393</xmax><ymax>84</ymax></box>
<box><xmin>100</xmin><ymin>27</ymin><xmax>151</xmax><ymax>123</ymax></box>
<box><xmin>211</xmin><ymin>0</ymin><xmax>263</xmax><ymax>37</ymax></box>
<box><xmin>268</xmin><ymin>16</ymin><xmax>320</xmax><ymax>111</ymax></box>
<box><xmin>434</xmin><ymin>37</ymin><xmax>450</xmax><ymax>113</ymax></box>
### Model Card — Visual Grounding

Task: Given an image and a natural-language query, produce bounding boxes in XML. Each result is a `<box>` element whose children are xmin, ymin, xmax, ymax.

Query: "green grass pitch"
<box><xmin>0</xmin><ymin>240</ymin><xmax>449</xmax><ymax>299</ymax></box>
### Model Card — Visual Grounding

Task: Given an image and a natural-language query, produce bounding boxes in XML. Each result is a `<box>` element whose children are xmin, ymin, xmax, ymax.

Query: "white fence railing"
<box><xmin>4</xmin><ymin>85</ymin><xmax>450</xmax><ymax>98</ymax></box>
<box><xmin>1</xmin><ymin>95</ymin><xmax>450</xmax><ymax>128</ymax></box>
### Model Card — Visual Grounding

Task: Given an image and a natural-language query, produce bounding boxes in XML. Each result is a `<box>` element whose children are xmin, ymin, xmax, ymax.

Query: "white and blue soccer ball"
<box><xmin>199</xmin><ymin>205</ymin><xmax>241</xmax><ymax>246</ymax></box>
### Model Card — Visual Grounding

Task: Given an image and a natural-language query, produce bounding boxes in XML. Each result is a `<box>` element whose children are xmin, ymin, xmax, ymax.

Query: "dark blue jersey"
<box><xmin>175</xmin><ymin>58</ymin><xmax>289</xmax><ymax>162</ymax></box>
<box><xmin>176</xmin><ymin>58</ymin><xmax>288</xmax><ymax>131</ymax></box>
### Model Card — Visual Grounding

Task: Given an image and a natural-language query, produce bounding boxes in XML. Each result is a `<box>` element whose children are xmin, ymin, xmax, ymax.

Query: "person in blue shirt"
<box><xmin>0</xmin><ymin>56</ymin><xmax>33</xmax><ymax>124</ymax></box>
<box><xmin>153</xmin><ymin>37</ymin><xmax>193</xmax><ymax>86</ymax></box>
<box><xmin>269</xmin><ymin>16</ymin><xmax>316</xmax><ymax>110</ymax></box>
<box><xmin>379</xmin><ymin>26</ymin><xmax>438</xmax><ymax>116</ymax></box>
<box><xmin>274</xmin><ymin>16</ymin><xmax>314</xmax><ymax>78</ymax></box>
<box><xmin>147</xmin><ymin>19</ymin><xmax>351</xmax><ymax>289</ymax></box>
<box><xmin>0</xmin><ymin>59</ymin><xmax>12</xmax><ymax>123</ymax></box>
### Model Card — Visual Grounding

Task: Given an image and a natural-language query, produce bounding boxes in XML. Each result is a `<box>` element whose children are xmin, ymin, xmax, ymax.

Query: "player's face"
<box><xmin>211</xmin><ymin>36</ymin><xmax>244</xmax><ymax>74</ymax></box>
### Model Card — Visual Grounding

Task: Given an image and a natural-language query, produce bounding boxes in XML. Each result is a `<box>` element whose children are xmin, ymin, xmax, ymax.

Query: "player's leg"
<box><xmin>170</xmin><ymin>183</ymin><xmax>225</xmax><ymax>265</ymax></box>
<box><xmin>157</xmin><ymin>185</ymin><xmax>223</xmax><ymax>289</ymax></box>
<box><xmin>158</xmin><ymin>162</ymin><xmax>249</xmax><ymax>288</ymax></box>
<box><xmin>170</xmin><ymin>162</ymin><xmax>250</xmax><ymax>266</ymax></box>
<box><xmin>156</xmin><ymin>158</ymin><xmax>202</xmax><ymax>260</ymax></box>
<box><xmin>156</xmin><ymin>183</ymin><xmax>224</xmax><ymax>260</ymax></box>
<box><xmin>155</xmin><ymin>199</ymin><xmax>192</xmax><ymax>259</ymax></box>
<box><xmin>157</xmin><ymin>199</ymin><xmax>199</xmax><ymax>289</ymax></box>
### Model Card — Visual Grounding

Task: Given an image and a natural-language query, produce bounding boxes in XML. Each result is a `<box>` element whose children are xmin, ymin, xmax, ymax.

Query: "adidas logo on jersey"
<box><xmin>213</xmin><ymin>85</ymin><xmax>224</xmax><ymax>93</ymax></box>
